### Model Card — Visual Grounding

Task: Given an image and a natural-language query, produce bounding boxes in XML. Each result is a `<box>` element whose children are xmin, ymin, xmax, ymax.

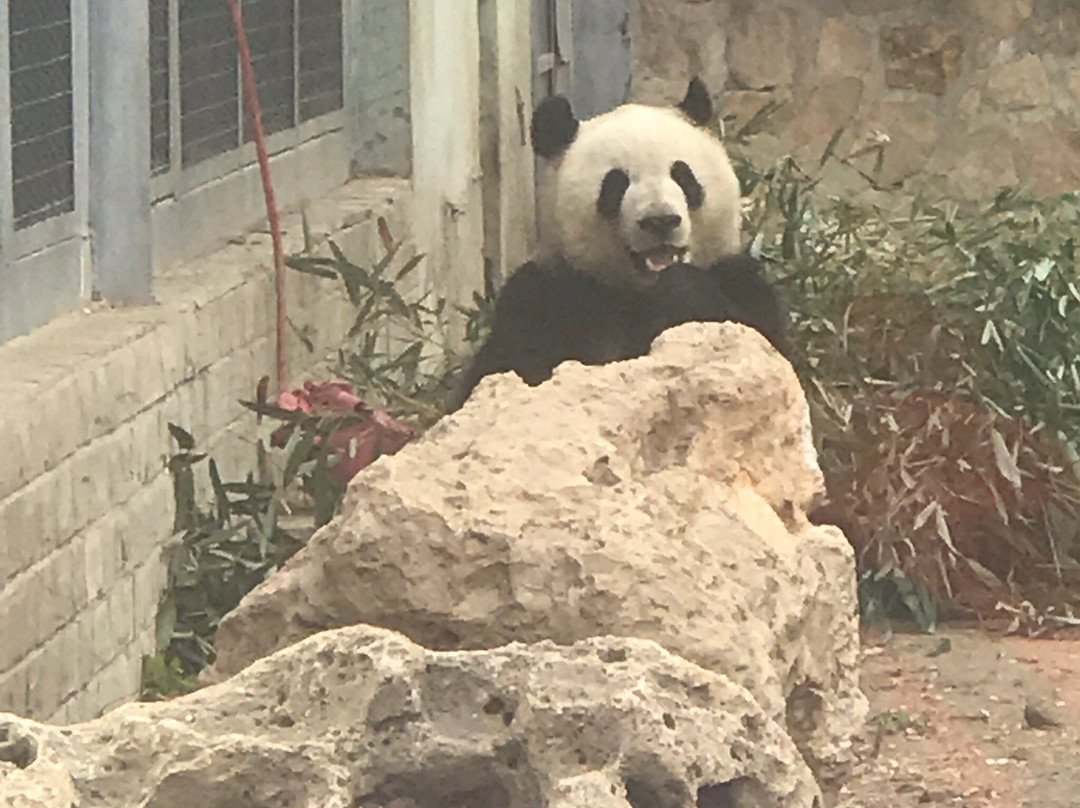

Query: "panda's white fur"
<box><xmin>535</xmin><ymin>87</ymin><xmax>743</xmax><ymax>287</ymax></box>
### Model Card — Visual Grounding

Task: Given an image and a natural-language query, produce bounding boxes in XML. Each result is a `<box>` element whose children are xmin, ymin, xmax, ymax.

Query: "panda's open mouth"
<box><xmin>632</xmin><ymin>246</ymin><xmax>688</xmax><ymax>273</ymax></box>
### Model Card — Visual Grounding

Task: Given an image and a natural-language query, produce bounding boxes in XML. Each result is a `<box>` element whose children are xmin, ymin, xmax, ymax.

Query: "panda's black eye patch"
<box><xmin>671</xmin><ymin>161</ymin><xmax>704</xmax><ymax>210</ymax></box>
<box><xmin>597</xmin><ymin>168</ymin><xmax>631</xmax><ymax>219</ymax></box>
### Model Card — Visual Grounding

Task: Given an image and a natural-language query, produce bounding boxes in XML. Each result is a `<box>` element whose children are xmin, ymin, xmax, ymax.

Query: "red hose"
<box><xmin>225</xmin><ymin>0</ymin><xmax>288</xmax><ymax>395</ymax></box>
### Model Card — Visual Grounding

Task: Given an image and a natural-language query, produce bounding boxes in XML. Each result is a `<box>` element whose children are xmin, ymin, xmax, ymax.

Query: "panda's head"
<box><xmin>532</xmin><ymin>78</ymin><xmax>743</xmax><ymax>285</ymax></box>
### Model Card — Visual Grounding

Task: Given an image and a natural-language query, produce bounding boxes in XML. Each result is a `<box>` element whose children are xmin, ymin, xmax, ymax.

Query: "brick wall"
<box><xmin>0</xmin><ymin>178</ymin><xmax>414</xmax><ymax>723</ymax></box>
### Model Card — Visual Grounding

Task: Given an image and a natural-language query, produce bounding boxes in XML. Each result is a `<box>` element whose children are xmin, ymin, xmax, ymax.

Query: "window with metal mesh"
<box><xmin>149</xmin><ymin>0</ymin><xmax>171</xmax><ymax>174</ymax></box>
<box><xmin>153</xmin><ymin>0</ymin><xmax>344</xmax><ymax>172</ymax></box>
<box><xmin>242</xmin><ymin>0</ymin><xmax>295</xmax><ymax>140</ymax></box>
<box><xmin>298</xmin><ymin>0</ymin><xmax>343</xmax><ymax>123</ymax></box>
<box><xmin>179</xmin><ymin>0</ymin><xmax>239</xmax><ymax>167</ymax></box>
<box><xmin>8</xmin><ymin>0</ymin><xmax>75</xmax><ymax>230</ymax></box>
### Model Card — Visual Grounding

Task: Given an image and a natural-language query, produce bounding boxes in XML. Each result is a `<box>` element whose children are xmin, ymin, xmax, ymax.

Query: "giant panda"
<box><xmin>446</xmin><ymin>77</ymin><xmax>788</xmax><ymax>414</ymax></box>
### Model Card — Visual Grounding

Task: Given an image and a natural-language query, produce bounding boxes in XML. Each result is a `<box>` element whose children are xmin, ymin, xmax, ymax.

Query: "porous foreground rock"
<box><xmin>0</xmin><ymin>628</ymin><xmax>823</xmax><ymax>807</ymax></box>
<box><xmin>208</xmin><ymin>322</ymin><xmax>868</xmax><ymax>798</ymax></box>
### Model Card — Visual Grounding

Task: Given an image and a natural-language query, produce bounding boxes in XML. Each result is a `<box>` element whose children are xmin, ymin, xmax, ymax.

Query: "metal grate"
<box><xmin>179</xmin><ymin>0</ymin><xmax>239</xmax><ymax>167</ymax></box>
<box><xmin>243</xmin><ymin>0</ymin><xmax>295</xmax><ymax>140</ymax></box>
<box><xmin>8</xmin><ymin>0</ymin><xmax>75</xmax><ymax>230</ymax></box>
<box><xmin>298</xmin><ymin>0</ymin><xmax>343</xmax><ymax>122</ymax></box>
<box><xmin>149</xmin><ymin>0</ymin><xmax>171</xmax><ymax>174</ymax></box>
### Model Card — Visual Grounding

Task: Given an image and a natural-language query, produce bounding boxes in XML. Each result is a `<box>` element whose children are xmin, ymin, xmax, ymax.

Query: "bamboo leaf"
<box><xmin>991</xmin><ymin>429</ymin><xmax>1023</xmax><ymax>490</ymax></box>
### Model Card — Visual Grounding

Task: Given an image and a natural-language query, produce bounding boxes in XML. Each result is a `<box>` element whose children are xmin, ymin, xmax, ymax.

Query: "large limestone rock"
<box><xmin>208</xmin><ymin>322</ymin><xmax>867</xmax><ymax>795</ymax></box>
<box><xmin>0</xmin><ymin>627</ymin><xmax>824</xmax><ymax>807</ymax></box>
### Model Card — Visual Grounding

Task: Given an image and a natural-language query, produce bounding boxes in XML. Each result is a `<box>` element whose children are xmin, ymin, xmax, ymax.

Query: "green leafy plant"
<box><xmin>871</xmin><ymin>708</ymin><xmax>931</xmax><ymax>736</ymax></box>
<box><xmin>241</xmin><ymin>379</ymin><xmax>415</xmax><ymax>527</ymax></box>
<box><xmin>857</xmin><ymin>566</ymin><xmax>938</xmax><ymax>632</ymax></box>
<box><xmin>267</xmin><ymin>218</ymin><xmax>492</xmax><ymax>523</ymax></box>
<box><xmin>720</xmin><ymin>113</ymin><xmax>1080</xmax><ymax>624</ymax></box>
<box><xmin>142</xmin><ymin>231</ymin><xmax>491</xmax><ymax>699</ymax></box>
<box><xmin>286</xmin><ymin>217</ymin><xmax>494</xmax><ymax>429</ymax></box>
<box><xmin>141</xmin><ymin>424</ymin><xmax>305</xmax><ymax>699</ymax></box>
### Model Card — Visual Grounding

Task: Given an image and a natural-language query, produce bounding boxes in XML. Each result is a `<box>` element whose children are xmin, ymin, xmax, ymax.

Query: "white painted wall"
<box><xmin>486</xmin><ymin>0</ymin><xmax>537</xmax><ymax>287</ymax></box>
<box><xmin>409</xmin><ymin>0</ymin><xmax>486</xmax><ymax>339</ymax></box>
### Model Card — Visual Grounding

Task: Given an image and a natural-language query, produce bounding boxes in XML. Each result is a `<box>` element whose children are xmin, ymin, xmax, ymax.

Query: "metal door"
<box><xmin>532</xmin><ymin>0</ymin><xmax>631</xmax><ymax>125</ymax></box>
<box><xmin>531</xmin><ymin>0</ymin><xmax>631</xmax><ymax>245</ymax></box>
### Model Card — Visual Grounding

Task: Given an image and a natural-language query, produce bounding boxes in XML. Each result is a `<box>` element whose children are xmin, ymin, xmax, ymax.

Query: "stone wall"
<box><xmin>0</xmin><ymin>179</ymin><xmax>414</xmax><ymax>724</ymax></box>
<box><xmin>631</xmin><ymin>0</ymin><xmax>1080</xmax><ymax>202</ymax></box>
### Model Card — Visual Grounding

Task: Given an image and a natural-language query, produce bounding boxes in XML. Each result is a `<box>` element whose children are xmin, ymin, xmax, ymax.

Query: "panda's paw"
<box><xmin>659</xmin><ymin>262</ymin><xmax>728</xmax><ymax>298</ymax></box>
<box><xmin>648</xmin><ymin>263</ymin><xmax>732</xmax><ymax>329</ymax></box>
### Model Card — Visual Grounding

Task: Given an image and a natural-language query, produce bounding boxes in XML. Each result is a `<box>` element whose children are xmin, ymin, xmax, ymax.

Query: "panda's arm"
<box><xmin>445</xmin><ymin>263</ymin><xmax>572</xmax><ymax>412</ymax></box>
<box><xmin>649</xmin><ymin>255</ymin><xmax>790</xmax><ymax>357</ymax></box>
<box><xmin>707</xmin><ymin>255</ymin><xmax>789</xmax><ymax>356</ymax></box>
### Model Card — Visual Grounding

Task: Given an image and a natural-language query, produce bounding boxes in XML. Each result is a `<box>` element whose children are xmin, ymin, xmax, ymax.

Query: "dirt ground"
<box><xmin>837</xmin><ymin>625</ymin><xmax>1080</xmax><ymax>807</ymax></box>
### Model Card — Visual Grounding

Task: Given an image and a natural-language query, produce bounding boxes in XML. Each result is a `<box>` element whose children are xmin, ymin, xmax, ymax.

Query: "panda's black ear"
<box><xmin>677</xmin><ymin>77</ymin><xmax>713</xmax><ymax>127</ymax></box>
<box><xmin>532</xmin><ymin>95</ymin><xmax>579</xmax><ymax>158</ymax></box>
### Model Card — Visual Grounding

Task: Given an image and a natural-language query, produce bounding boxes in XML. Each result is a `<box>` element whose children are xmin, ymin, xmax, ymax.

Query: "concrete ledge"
<box><xmin>0</xmin><ymin>177</ymin><xmax>415</xmax><ymax>723</ymax></box>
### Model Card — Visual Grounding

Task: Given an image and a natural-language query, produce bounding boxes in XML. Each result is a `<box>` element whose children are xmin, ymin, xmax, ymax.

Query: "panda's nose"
<box><xmin>638</xmin><ymin>213</ymin><xmax>682</xmax><ymax>236</ymax></box>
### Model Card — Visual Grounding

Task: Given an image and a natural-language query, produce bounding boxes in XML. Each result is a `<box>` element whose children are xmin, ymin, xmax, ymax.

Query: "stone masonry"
<box><xmin>631</xmin><ymin>0</ymin><xmax>1080</xmax><ymax>203</ymax></box>
<box><xmin>0</xmin><ymin>178</ymin><xmax>415</xmax><ymax>724</ymax></box>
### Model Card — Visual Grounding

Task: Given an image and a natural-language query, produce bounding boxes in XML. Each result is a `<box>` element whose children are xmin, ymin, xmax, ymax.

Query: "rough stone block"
<box><xmin>127</xmin><ymin>332</ymin><xmax>170</xmax><ymax>415</ymax></box>
<box><xmin>727</xmin><ymin>6</ymin><xmax>796</xmax><ymax>90</ymax></box>
<box><xmin>81</xmin><ymin>514</ymin><xmax>126</xmax><ymax>601</ymax></box>
<box><xmin>180</xmin><ymin>309</ymin><xmax>217</xmax><ymax>378</ymax></box>
<box><xmin>107</xmin><ymin>578</ymin><xmax>136</xmax><ymax>654</ymax></box>
<box><xmin>986</xmin><ymin>53</ymin><xmax>1053</xmax><ymax>110</ymax></box>
<box><xmin>882</xmin><ymin>23</ymin><xmax>963</xmax><ymax>95</ymax></box>
<box><xmin>131</xmin><ymin>557</ymin><xmax>167</xmax><ymax>643</ymax></box>
<box><xmin>210</xmin><ymin>322</ymin><xmax>867</xmax><ymax>797</ymax></box>
<box><xmin>154</xmin><ymin>320</ymin><xmax>189</xmax><ymax>393</ymax></box>
<box><xmin>36</xmin><ymin>381</ymin><xmax>88</xmax><ymax>483</ymax></box>
<box><xmin>0</xmin><ymin>410</ymin><xmax>32</xmax><ymax>503</ymax></box>
<box><xmin>933</xmin><ymin>123</ymin><xmax>1019</xmax><ymax>200</ymax></box>
<box><xmin>0</xmin><ymin>662</ymin><xmax>28</xmax><ymax>716</ymax></box>
<box><xmin>0</xmin><ymin>484</ymin><xmax>39</xmax><ymax>578</ymax></box>
<box><xmin>74</xmin><ymin>614</ymin><xmax>97</xmax><ymax>696</ymax></box>
<box><xmin>843</xmin><ymin>0</ymin><xmax>908</xmax><ymax>12</ymax></box>
<box><xmin>88</xmin><ymin>578</ymin><xmax>135</xmax><ymax>676</ymax></box>
<box><xmin>1022</xmin><ymin>5</ymin><xmax>1080</xmax><ymax>57</ymax></box>
<box><xmin>93</xmin><ymin>646</ymin><xmax>143</xmax><ymax>716</ymax></box>
<box><xmin>1069</xmin><ymin>68</ymin><xmax>1080</xmax><ymax>101</ymax></box>
<box><xmin>125</xmin><ymin>406</ymin><xmax>168</xmax><ymax>488</ymax></box>
<box><xmin>1016</xmin><ymin>118</ymin><xmax>1080</xmax><ymax>195</ymax></box>
<box><xmin>0</xmin><ymin>542</ymin><xmax>88</xmax><ymax>673</ymax></box>
<box><xmin>962</xmin><ymin>0</ymin><xmax>1034</xmax><ymax>36</ymax></box>
<box><xmin>24</xmin><ymin>619</ymin><xmax>82</xmax><ymax>720</ymax></box>
<box><xmin>790</xmin><ymin>77</ymin><xmax>865</xmax><ymax>157</ymax></box>
<box><xmin>202</xmin><ymin>347</ymin><xmax>259</xmax><ymax>438</ymax></box>
<box><xmin>3</xmin><ymin>629</ymin><xmax>829</xmax><ymax>806</ymax></box>
<box><xmin>858</xmin><ymin>97</ymin><xmax>943</xmax><ymax>186</ymax></box>
<box><xmin>86</xmin><ymin>598</ymin><xmax>117</xmax><ymax>676</ymax></box>
<box><xmin>0</xmin><ymin>574</ymin><xmax>40</xmax><ymax>673</ymax></box>
<box><xmin>119</xmin><ymin>473</ymin><xmax>175</xmax><ymax>572</ymax></box>
<box><xmin>65</xmin><ymin>681</ymin><xmax>103</xmax><ymax>724</ymax></box>
<box><xmin>817</xmin><ymin>16</ymin><xmax>873</xmax><ymax>77</ymax></box>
